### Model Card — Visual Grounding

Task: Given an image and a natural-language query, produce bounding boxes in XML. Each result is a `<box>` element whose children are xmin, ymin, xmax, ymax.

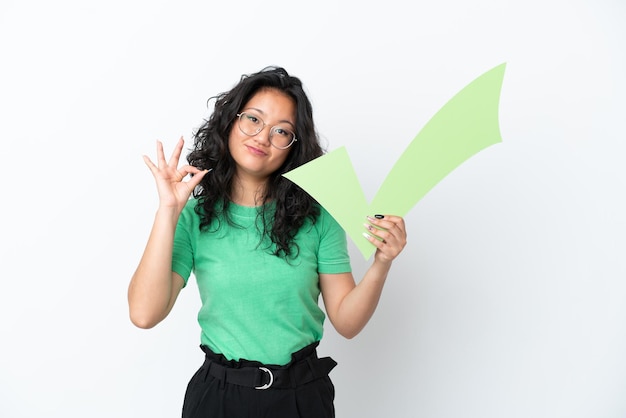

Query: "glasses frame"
<box><xmin>236</xmin><ymin>112</ymin><xmax>298</xmax><ymax>150</ymax></box>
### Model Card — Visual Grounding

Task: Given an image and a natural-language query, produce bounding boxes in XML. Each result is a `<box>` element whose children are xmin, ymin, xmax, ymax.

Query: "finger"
<box><xmin>186</xmin><ymin>168</ymin><xmax>211</xmax><ymax>189</ymax></box>
<box><xmin>367</xmin><ymin>214</ymin><xmax>404</xmax><ymax>229</ymax></box>
<box><xmin>365</xmin><ymin>215</ymin><xmax>407</xmax><ymax>249</ymax></box>
<box><xmin>363</xmin><ymin>224</ymin><xmax>393</xmax><ymax>246</ymax></box>
<box><xmin>178</xmin><ymin>164</ymin><xmax>207</xmax><ymax>174</ymax></box>
<box><xmin>367</xmin><ymin>215</ymin><xmax>406</xmax><ymax>236</ymax></box>
<box><xmin>362</xmin><ymin>229</ymin><xmax>386</xmax><ymax>250</ymax></box>
<box><xmin>365</xmin><ymin>216</ymin><xmax>397</xmax><ymax>238</ymax></box>
<box><xmin>384</xmin><ymin>215</ymin><xmax>406</xmax><ymax>230</ymax></box>
<box><xmin>175</xmin><ymin>165</ymin><xmax>201</xmax><ymax>181</ymax></box>
<box><xmin>142</xmin><ymin>155</ymin><xmax>158</xmax><ymax>173</ymax></box>
<box><xmin>156</xmin><ymin>140</ymin><xmax>167</xmax><ymax>168</ymax></box>
<box><xmin>168</xmin><ymin>136</ymin><xmax>185</xmax><ymax>168</ymax></box>
<box><xmin>173</xmin><ymin>164</ymin><xmax>211</xmax><ymax>183</ymax></box>
<box><xmin>363</xmin><ymin>228</ymin><xmax>405</xmax><ymax>263</ymax></box>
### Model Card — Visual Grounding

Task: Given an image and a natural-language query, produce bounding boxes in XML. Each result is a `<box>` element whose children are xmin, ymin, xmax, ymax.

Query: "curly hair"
<box><xmin>187</xmin><ymin>66</ymin><xmax>324</xmax><ymax>258</ymax></box>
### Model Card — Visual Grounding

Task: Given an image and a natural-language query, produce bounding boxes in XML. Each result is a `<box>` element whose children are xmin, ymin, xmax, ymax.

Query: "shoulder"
<box><xmin>315</xmin><ymin>204</ymin><xmax>340</xmax><ymax>227</ymax></box>
<box><xmin>309</xmin><ymin>204</ymin><xmax>345</xmax><ymax>238</ymax></box>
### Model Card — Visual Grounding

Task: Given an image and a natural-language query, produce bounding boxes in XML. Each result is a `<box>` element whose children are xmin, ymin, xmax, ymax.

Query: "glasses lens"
<box><xmin>269</xmin><ymin>126</ymin><xmax>295</xmax><ymax>149</ymax></box>
<box><xmin>238</xmin><ymin>111</ymin><xmax>296</xmax><ymax>149</ymax></box>
<box><xmin>239</xmin><ymin>112</ymin><xmax>263</xmax><ymax>136</ymax></box>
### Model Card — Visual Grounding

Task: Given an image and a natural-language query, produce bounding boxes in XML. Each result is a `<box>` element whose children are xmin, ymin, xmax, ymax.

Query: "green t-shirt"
<box><xmin>172</xmin><ymin>199</ymin><xmax>352</xmax><ymax>365</ymax></box>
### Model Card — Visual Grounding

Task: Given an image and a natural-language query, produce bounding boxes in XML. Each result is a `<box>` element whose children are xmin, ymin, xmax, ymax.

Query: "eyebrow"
<box><xmin>245</xmin><ymin>107</ymin><xmax>296</xmax><ymax>129</ymax></box>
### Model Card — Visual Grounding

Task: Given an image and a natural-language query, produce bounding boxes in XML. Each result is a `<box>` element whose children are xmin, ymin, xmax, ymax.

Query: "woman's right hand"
<box><xmin>143</xmin><ymin>137</ymin><xmax>209</xmax><ymax>212</ymax></box>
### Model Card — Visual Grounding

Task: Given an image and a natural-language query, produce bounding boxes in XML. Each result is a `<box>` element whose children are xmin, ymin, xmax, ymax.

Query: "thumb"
<box><xmin>187</xmin><ymin>168</ymin><xmax>212</xmax><ymax>189</ymax></box>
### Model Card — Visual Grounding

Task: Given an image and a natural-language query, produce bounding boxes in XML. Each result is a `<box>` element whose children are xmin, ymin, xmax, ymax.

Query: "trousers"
<box><xmin>182</xmin><ymin>342</ymin><xmax>337</xmax><ymax>418</ymax></box>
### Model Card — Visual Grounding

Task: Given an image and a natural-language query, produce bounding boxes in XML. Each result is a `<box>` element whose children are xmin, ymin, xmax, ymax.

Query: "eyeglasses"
<box><xmin>236</xmin><ymin>111</ymin><xmax>298</xmax><ymax>149</ymax></box>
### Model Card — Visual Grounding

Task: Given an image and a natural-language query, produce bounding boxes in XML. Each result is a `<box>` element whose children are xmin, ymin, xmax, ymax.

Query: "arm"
<box><xmin>128</xmin><ymin>207</ymin><xmax>185</xmax><ymax>329</ymax></box>
<box><xmin>320</xmin><ymin>215</ymin><xmax>407</xmax><ymax>339</ymax></box>
<box><xmin>127</xmin><ymin>138</ymin><xmax>208</xmax><ymax>329</ymax></box>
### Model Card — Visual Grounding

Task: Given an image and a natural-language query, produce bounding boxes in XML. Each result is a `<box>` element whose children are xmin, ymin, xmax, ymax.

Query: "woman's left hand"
<box><xmin>363</xmin><ymin>215</ymin><xmax>408</xmax><ymax>264</ymax></box>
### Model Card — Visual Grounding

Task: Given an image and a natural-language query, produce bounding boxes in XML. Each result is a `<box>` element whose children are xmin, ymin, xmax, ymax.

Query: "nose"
<box><xmin>253</xmin><ymin>125</ymin><xmax>272</xmax><ymax>146</ymax></box>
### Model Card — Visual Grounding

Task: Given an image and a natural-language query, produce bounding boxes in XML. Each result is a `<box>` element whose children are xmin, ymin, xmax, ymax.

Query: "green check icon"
<box><xmin>283</xmin><ymin>63</ymin><xmax>506</xmax><ymax>260</ymax></box>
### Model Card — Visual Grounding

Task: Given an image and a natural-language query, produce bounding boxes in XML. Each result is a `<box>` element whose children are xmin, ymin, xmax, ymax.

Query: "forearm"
<box><xmin>128</xmin><ymin>207</ymin><xmax>180</xmax><ymax>328</ymax></box>
<box><xmin>332</xmin><ymin>260</ymin><xmax>392</xmax><ymax>339</ymax></box>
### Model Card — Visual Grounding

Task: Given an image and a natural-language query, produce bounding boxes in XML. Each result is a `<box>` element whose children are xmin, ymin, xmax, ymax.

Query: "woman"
<box><xmin>128</xmin><ymin>66</ymin><xmax>407</xmax><ymax>418</ymax></box>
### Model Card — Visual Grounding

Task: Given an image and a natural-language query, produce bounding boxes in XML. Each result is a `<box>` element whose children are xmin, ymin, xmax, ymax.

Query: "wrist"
<box><xmin>367</xmin><ymin>258</ymin><xmax>392</xmax><ymax>282</ymax></box>
<box><xmin>155</xmin><ymin>206</ymin><xmax>181</xmax><ymax>224</ymax></box>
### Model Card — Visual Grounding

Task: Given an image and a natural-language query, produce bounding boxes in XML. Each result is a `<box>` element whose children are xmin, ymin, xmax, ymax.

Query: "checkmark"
<box><xmin>283</xmin><ymin>63</ymin><xmax>506</xmax><ymax>259</ymax></box>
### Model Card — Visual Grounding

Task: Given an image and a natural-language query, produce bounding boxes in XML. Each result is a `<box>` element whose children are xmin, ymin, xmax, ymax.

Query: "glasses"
<box><xmin>236</xmin><ymin>111</ymin><xmax>298</xmax><ymax>149</ymax></box>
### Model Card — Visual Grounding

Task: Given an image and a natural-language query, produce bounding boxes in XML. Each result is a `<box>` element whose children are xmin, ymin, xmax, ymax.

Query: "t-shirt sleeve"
<box><xmin>316</xmin><ymin>207</ymin><xmax>352</xmax><ymax>274</ymax></box>
<box><xmin>172</xmin><ymin>201</ymin><xmax>196</xmax><ymax>286</ymax></box>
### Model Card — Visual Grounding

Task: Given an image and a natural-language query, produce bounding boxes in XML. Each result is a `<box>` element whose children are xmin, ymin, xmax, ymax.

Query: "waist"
<box><xmin>199</xmin><ymin>342</ymin><xmax>336</xmax><ymax>390</ymax></box>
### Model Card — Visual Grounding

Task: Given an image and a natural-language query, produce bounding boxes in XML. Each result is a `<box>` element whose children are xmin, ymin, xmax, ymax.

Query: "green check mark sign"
<box><xmin>283</xmin><ymin>63</ymin><xmax>507</xmax><ymax>260</ymax></box>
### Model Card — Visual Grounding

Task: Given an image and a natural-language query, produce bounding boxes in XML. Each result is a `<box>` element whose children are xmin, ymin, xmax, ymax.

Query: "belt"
<box><xmin>202</xmin><ymin>352</ymin><xmax>337</xmax><ymax>390</ymax></box>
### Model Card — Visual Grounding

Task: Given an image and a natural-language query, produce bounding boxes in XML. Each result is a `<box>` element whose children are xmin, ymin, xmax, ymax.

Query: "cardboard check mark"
<box><xmin>283</xmin><ymin>63</ymin><xmax>506</xmax><ymax>259</ymax></box>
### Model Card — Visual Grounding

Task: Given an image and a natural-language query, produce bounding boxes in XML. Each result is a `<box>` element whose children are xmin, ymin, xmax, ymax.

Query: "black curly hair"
<box><xmin>187</xmin><ymin>66</ymin><xmax>324</xmax><ymax>258</ymax></box>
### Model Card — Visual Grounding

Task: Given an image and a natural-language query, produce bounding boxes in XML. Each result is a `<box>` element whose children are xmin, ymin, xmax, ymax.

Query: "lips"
<box><xmin>245</xmin><ymin>144</ymin><xmax>267</xmax><ymax>156</ymax></box>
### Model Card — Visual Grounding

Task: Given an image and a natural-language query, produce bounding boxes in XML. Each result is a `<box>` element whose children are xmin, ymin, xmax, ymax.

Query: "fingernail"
<box><xmin>363</xmin><ymin>223</ymin><xmax>373</xmax><ymax>231</ymax></box>
<box><xmin>374</xmin><ymin>214</ymin><xmax>384</xmax><ymax>219</ymax></box>
<box><xmin>362</xmin><ymin>232</ymin><xmax>372</xmax><ymax>240</ymax></box>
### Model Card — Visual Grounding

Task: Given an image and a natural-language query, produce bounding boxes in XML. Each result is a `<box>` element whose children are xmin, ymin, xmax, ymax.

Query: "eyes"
<box><xmin>273</xmin><ymin>127</ymin><xmax>291</xmax><ymax>138</ymax></box>
<box><xmin>236</xmin><ymin>111</ymin><xmax>298</xmax><ymax>149</ymax></box>
<box><xmin>244</xmin><ymin>113</ymin><xmax>260</xmax><ymax>125</ymax></box>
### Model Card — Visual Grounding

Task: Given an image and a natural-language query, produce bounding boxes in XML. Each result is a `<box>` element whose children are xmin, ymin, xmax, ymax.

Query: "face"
<box><xmin>229</xmin><ymin>88</ymin><xmax>296</xmax><ymax>182</ymax></box>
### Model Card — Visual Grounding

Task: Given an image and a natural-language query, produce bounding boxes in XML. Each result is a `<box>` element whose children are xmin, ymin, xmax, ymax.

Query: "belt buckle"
<box><xmin>254</xmin><ymin>367</ymin><xmax>274</xmax><ymax>390</ymax></box>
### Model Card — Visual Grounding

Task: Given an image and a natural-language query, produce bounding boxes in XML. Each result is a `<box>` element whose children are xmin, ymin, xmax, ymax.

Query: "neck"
<box><xmin>231</xmin><ymin>174</ymin><xmax>269</xmax><ymax>207</ymax></box>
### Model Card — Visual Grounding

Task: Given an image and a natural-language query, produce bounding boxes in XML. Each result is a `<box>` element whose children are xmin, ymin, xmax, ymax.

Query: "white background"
<box><xmin>1</xmin><ymin>0</ymin><xmax>625</xmax><ymax>417</ymax></box>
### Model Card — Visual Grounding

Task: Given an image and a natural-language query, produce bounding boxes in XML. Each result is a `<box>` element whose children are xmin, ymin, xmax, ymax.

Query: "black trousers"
<box><xmin>182</xmin><ymin>342</ymin><xmax>337</xmax><ymax>418</ymax></box>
